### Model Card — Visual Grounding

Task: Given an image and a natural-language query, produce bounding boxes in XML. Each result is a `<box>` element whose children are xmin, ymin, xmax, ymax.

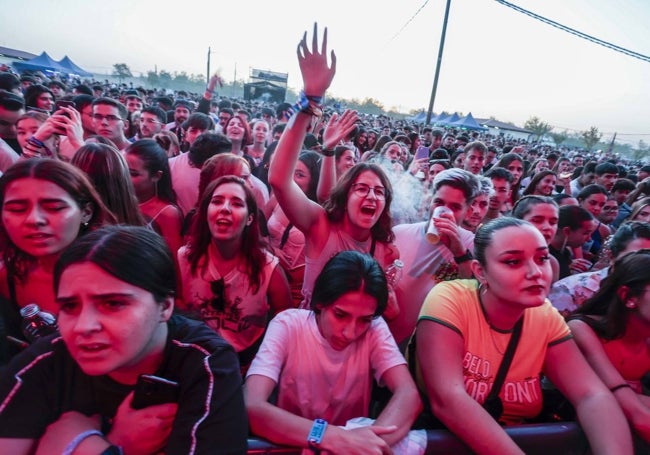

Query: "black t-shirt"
<box><xmin>0</xmin><ymin>314</ymin><xmax>248</xmax><ymax>454</ymax></box>
<box><xmin>549</xmin><ymin>244</ymin><xmax>572</xmax><ymax>279</ymax></box>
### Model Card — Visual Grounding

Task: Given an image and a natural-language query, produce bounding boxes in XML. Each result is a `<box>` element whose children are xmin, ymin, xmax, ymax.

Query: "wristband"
<box><xmin>27</xmin><ymin>136</ymin><xmax>46</xmax><ymax>148</ymax></box>
<box><xmin>290</xmin><ymin>92</ymin><xmax>324</xmax><ymax>118</ymax></box>
<box><xmin>307</xmin><ymin>418</ymin><xmax>328</xmax><ymax>450</ymax></box>
<box><xmin>320</xmin><ymin>148</ymin><xmax>335</xmax><ymax>157</ymax></box>
<box><xmin>454</xmin><ymin>249</ymin><xmax>473</xmax><ymax>264</ymax></box>
<box><xmin>62</xmin><ymin>429</ymin><xmax>103</xmax><ymax>455</ymax></box>
<box><xmin>610</xmin><ymin>383</ymin><xmax>632</xmax><ymax>393</ymax></box>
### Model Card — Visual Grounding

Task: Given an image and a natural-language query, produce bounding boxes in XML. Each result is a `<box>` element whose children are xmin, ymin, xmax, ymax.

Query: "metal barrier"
<box><xmin>247</xmin><ymin>422</ymin><xmax>591</xmax><ymax>454</ymax></box>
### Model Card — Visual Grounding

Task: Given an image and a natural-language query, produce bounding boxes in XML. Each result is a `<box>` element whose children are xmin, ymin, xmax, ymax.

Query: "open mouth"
<box><xmin>360</xmin><ymin>206</ymin><xmax>376</xmax><ymax>216</ymax></box>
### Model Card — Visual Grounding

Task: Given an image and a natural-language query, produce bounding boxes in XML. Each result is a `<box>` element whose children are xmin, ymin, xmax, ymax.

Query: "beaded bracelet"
<box><xmin>26</xmin><ymin>136</ymin><xmax>53</xmax><ymax>157</ymax></box>
<box><xmin>289</xmin><ymin>92</ymin><xmax>324</xmax><ymax>118</ymax></box>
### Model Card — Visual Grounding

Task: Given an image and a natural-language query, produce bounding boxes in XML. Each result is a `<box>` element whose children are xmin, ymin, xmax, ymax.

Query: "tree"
<box><xmin>158</xmin><ymin>70</ymin><xmax>172</xmax><ymax>89</ymax></box>
<box><xmin>112</xmin><ymin>63</ymin><xmax>133</xmax><ymax>83</ymax></box>
<box><xmin>548</xmin><ymin>131</ymin><xmax>569</xmax><ymax>148</ymax></box>
<box><xmin>146</xmin><ymin>70</ymin><xmax>159</xmax><ymax>87</ymax></box>
<box><xmin>524</xmin><ymin>116</ymin><xmax>552</xmax><ymax>143</ymax></box>
<box><xmin>581</xmin><ymin>126</ymin><xmax>603</xmax><ymax>151</ymax></box>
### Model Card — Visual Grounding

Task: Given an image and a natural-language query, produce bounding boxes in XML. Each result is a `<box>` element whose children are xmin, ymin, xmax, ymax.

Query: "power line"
<box><xmin>386</xmin><ymin>0</ymin><xmax>431</xmax><ymax>45</ymax></box>
<box><xmin>494</xmin><ymin>0</ymin><xmax>650</xmax><ymax>64</ymax></box>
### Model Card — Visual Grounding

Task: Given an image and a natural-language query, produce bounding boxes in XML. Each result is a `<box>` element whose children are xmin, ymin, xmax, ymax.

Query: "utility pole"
<box><xmin>207</xmin><ymin>47</ymin><xmax>211</xmax><ymax>84</ymax></box>
<box><xmin>426</xmin><ymin>0</ymin><xmax>452</xmax><ymax>125</ymax></box>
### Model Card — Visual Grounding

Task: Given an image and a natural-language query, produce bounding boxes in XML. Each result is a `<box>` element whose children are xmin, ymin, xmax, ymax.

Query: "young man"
<box><xmin>166</xmin><ymin>99</ymin><xmax>193</xmax><ymax>143</ymax></box>
<box><xmin>549</xmin><ymin>205</ymin><xmax>596</xmax><ymax>279</ymax></box>
<box><xmin>462</xmin><ymin>141</ymin><xmax>488</xmax><ymax>175</ymax></box>
<box><xmin>570</xmin><ymin>161</ymin><xmax>597</xmax><ymax>197</ymax></box>
<box><xmin>91</xmin><ymin>97</ymin><xmax>130</xmax><ymax>151</ymax></box>
<box><xmin>138</xmin><ymin>106</ymin><xmax>167</xmax><ymax>139</ymax></box>
<box><xmin>0</xmin><ymin>89</ymin><xmax>25</xmax><ymax>155</ymax></box>
<box><xmin>462</xmin><ymin>176</ymin><xmax>493</xmax><ymax>232</ymax></box>
<box><xmin>482</xmin><ymin>167</ymin><xmax>513</xmax><ymax>223</ymax></box>
<box><xmin>390</xmin><ymin>169</ymin><xmax>480</xmax><ymax>348</ymax></box>
<box><xmin>593</xmin><ymin>162</ymin><xmax>619</xmax><ymax>193</ymax></box>
<box><xmin>611</xmin><ymin>178</ymin><xmax>637</xmax><ymax>228</ymax></box>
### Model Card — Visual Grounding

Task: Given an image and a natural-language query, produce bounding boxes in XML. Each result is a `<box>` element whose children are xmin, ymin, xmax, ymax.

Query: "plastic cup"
<box><xmin>426</xmin><ymin>206</ymin><xmax>452</xmax><ymax>244</ymax></box>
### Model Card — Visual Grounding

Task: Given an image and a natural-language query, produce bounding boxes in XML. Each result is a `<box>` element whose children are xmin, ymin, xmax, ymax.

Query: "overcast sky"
<box><xmin>2</xmin><ymin>0</ymin><xmax>649</xmax><ymax>145</ymax></box>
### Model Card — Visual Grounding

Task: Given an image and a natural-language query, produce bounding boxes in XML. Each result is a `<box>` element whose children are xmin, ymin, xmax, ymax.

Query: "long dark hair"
<box><xmin>125</xmin><ymin>139</ymin><xmax>177</xmax><ymax>204</ymax></box>
<box><xmin>0</xmin><ymin>159</ymin><xmax>115</xmax><ymax>279</ymax></box>
<box><xmin>322</xmin><ymin>163</ymin><xmax>395</xmax><ymax>243</ymax></box>
<box><xmin>569</xmin><ymin>250</ymin><xmax>650</xmax><ymax>340</ymax></box>
<box><xmin>186</xmin><ymin>176</ymin><xmax>266</xmax><ymax>293</ymax></box>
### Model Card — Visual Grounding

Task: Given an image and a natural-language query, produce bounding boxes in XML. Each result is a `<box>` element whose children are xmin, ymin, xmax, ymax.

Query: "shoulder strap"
<box><xmin>279</xmin><ymin>223</ymin><xmax>293</xmax><ymax>249</ymax></box>
<box><xmin>485</xmin><ymin>317</ymin><xmax>524</xmax><ymax>401</ymax></box>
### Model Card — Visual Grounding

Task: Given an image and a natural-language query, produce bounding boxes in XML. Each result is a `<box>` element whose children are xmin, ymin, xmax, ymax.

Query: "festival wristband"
<box><xmin>320</xmin><ymin>148</ymin><xmax>336</xmax><ymax>157</ymax></box>
<box><xmin>62</xmin><ymin>430</ymin><xmax>104</xmax><ymax>455</ymax></box>
<box><xmin>307</xmin><ymin>418</ymin><xmax>328</xmax><ymax>450</ymax></box>
<box><xmin>290</xmin><ymin>92</ymin><xmax>324</xmax><ymax>118</ymax></box>
<box><xmin>454</xmin><ymin>249</ymin><xmax>473</xmax><ymax>264</ymax></box>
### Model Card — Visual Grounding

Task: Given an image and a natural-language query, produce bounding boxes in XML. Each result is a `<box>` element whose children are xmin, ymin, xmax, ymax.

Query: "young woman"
<box><xmin>0</xmin><ymin>226</ymin><xmax>248</xmax><ymax>454</ymax></box>
<box><xmin>266</xmin><ymin>150</ymin><xmax>321</xmax><ymax>306</ymax></box>
<box><xmin>268</xmin><ymin>25</ymin><xmax>399</xmax><ymax>310</ymax></box>
<box><xmin>178</xmin><ymin>176</ymin><xmax>291</xmax><ymax>372</ymax></box>
<box><xmin>15</xmin><ymin>111</ymin><xmax>48</xmax><ymax>152</ymax></box>
<box><xmin>225</xmin><ymin>115</ymin><xmax>252</xmax><ymax>159</ymax></box>
<box><xmin>413</xmin><ymin>217</ymin><xmax>632</xmax><ymax>454</ymax></box>
<box><xmin>568</xmin><ymin>250</ymin><xmax>650</xmax><ymax>445</ymax></box>
<box><xmin>0</xmin><ymin>159</ymin><xmax>114</xmax><ymax>317</ymax></box>
<box><xmin>522</xmin><ymin>170</ymin><xmax>557</xmax><ymax>197</ymax></box>
<box><xmin>124</xmin><ymin>139</ymin><xmax>184</xmax><ymax>258</ymax></box>
<box><xmin>245</xmin><ymin>119</ymin><xmax>270</xmax><ymax>169</ymax></box>
<box><xmin>71</xmin><ymin>142</ymin><xmax>146</xmax><ymax>226</ymax></box>
<box><xmin>629</xmin><ymin>197</ymin><xmax>650</xmax><ymax>223</ymax></box>
<box><xmin>245</xmin><ymin>250</ymin><xmax>421</xmax><ymax>454</ymax></box>
<box><xmin>577</xmin><ymin>184</ymin><xmax>612</xmax><ymax>259</ymax></box>
<box><xmin>513</xmin><ymin>195</ymin><xmax>561</xmax><ymax>282</ymax></box>
<box><xmin>493</xmin><ymin>153</ymin><xmax>525</xmax><ymax>214</ymax></box>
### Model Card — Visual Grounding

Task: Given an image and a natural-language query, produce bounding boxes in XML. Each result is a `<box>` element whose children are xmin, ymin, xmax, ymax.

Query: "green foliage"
<box><xmin>580</xmin><ymin>126</ymin><xmax>603</xmax><ymax>151</ymax></box>
<box><xmin>524</xmin><ymin>116</ymin><xmax>552</xmax><ymax>142</ymax></box>
<box><xmin>548</xmin><ymin>130</ymin><xmax>568</xmax><ymax>147</ymax></box>
<box><xmin>112</xmin><ymin>63</ymin><xmax>133</xmax><ymax>82</ymax></box>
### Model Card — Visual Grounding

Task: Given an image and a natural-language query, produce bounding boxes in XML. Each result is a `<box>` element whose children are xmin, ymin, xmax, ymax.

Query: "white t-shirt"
<box><xmin>247</xmin><ymin>309</ymin><xmax>405</xmax><ymax>425</ymax></box>
<box><xmin>169</xmin><ymin>152</ymin><xmax>200</xmax><ymax>215</ymax></box>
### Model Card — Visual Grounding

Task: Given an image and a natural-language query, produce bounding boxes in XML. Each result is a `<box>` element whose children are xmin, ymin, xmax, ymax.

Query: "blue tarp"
<box><xmin>447</xmin><ymin>112</ymin><xmax>488</xmax><ymax>131</ymax></box>
<box><xmin>12</xmin><ymin>51</ymin><xmax>67</xmax><ymax>73</ymax></box>
<box><xmin>57</xmin><ymin>56</ymin><xmax>93</xmax><ymax>77</ymax></box>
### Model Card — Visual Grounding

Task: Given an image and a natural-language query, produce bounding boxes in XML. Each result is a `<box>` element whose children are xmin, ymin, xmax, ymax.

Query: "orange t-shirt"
<box><xmin>417</xmin><ymin>279</ymin><xmax>572</xmax><ymax>425</ymax></box>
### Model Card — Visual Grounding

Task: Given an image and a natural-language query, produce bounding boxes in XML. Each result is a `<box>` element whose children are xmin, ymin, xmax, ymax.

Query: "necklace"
<box><xmin>489</xmin><ymin>329</ymin><xmax>507</xmax><ymax>356</ymax></box>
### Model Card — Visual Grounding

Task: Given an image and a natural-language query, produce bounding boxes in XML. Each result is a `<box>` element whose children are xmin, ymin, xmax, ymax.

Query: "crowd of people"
<box><xmin>0</xmin><ymin>22</ymin><xmax>648</xmax><ymax>454</ymax></box>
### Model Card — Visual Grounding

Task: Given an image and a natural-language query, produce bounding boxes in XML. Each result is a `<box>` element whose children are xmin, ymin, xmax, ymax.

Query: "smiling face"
<box><xmin>599</xmin><ymin>199</ymin><xmax>619</xmax><ymax>224</ymax></box>
<box><xmin>316</xmin><ymin>289</ymin><xmax>377</xmax><ymax>351</ymax></box>
<box><xmin>56</xmin><ymin>262</ymin><xmax>172</xmax><ymax>384</ymax></box>
<box><xmin>336</xmin><ymin>149</ymin><xmax>357</xmax><ymax>177</ymax></box>
<box><xmin>226</xmin><ymin>116</ymin><xmax>246</xmax><ymax>143</ymax></box>
<box><xmin>36</xmin><ymin>92</ymin><xmax>55</xmax><ymax>112</ymax></box>
<box><xmin>535</xmin><ymin>174</ymin><xmax>557</xmax><ymax>196</ymax></box>
<box><xmin>474</xmin><ymin>224</ymin><xmax>553</xmax><ymax>311</ymax></box>
<box><xmin>1</xmin><ymin>178</ymin><xmax>91</xmax><ymax>259</ymax></box>
<box><xmin>207</xmin><ymin>181</ymin><xmax>253</xmax><ymax>242</ymax></box>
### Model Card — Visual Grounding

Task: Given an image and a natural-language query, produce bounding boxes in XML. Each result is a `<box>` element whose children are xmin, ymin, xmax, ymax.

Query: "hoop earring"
<box><xmin>479</xmin><ymin>282</ymin><xmax>489</xmax><ymax>295</ymax></box>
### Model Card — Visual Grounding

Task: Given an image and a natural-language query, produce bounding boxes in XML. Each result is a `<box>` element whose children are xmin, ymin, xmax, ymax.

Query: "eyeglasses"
<box><xmin>92</xmin><ymin>113</ymin><xmax>123</xmax><ymax>123</ymax></box>
<box><xmin>351</xmin><ymin>183</ymin><xmax>386</xmax><ymax>199</ymax></box>
<box><xmin>210</xmin><ymin>278</ymin><xmax>225</xmax><ymax>312</ymax></box>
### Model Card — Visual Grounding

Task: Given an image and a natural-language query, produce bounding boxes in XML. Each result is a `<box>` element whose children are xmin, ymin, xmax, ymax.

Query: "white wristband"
<box><xmin>62</xmin><ymin>429</ymin><xmax>103</xmax><ymax>455</ymax></box>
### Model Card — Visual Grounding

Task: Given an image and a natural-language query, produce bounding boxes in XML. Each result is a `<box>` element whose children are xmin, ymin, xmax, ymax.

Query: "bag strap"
<box><xmin>485</xmin><ymin>317</ymin><xmax>524</xmax><ymax>402</ymax></box>
<box><xmin>279</xmin><ymin>223</ymin><xmax>293</xmax><ymax>249</ymax></box>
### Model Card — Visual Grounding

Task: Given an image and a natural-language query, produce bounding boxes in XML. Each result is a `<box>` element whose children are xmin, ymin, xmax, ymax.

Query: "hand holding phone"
<box><xmin>131</xmin><ymin>374</ymin><xmax>180</xmax><ymax>410</ymax></box>
<box><xmin>414</xmin><ymin>146</ymin><xmax>430</xmax><ymax>161</ymax></box>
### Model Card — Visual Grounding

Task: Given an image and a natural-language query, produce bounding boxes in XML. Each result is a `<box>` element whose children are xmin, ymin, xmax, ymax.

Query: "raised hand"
<box><xmin>322</xmin><ymin>109</ymin><xmax>358</xmax><ymax>149</ymax></box>
<box><xmin>297</xmin><ymin>23</ymin><xmax>337</xmax><ymax>98</ymax></box>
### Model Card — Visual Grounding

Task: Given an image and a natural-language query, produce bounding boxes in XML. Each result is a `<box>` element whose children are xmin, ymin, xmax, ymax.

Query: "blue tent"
<box><xmin>447</xmin><ymin>112</ymin><xmax>488</xmax><ymax>131</ymax></box>
<box><xmin>436</xmin><ymin>112</ymin><xmax>460</xmax><ymax>126</ymax></box>
<box><xmin>12</xmin><ymin>51</ymin><xmax>67</xmax><ymax>73</ymax></box>
<box><xmin>57</xmin><ymin>56</ymin><xmax>93</xmax><ymax>77</ymax></box>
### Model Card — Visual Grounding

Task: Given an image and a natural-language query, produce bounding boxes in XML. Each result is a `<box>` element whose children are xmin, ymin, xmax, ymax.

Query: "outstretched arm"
<box><xmin>268</xmin><ymin>24</ymin><xmax>336</xmax><ymax>239</ymax></box>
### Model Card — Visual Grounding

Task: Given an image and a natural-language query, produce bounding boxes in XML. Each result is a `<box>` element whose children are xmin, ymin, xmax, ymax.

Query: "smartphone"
<box><xmin>414</xmin><ymin>146</ymin><xmax>429</xmax><ymax>161</ymax></box>
<box><xmin>55</xmin><ymin>100</ymin><xmax>75</xmax><ymax>111</ymax></box>
<box><xmin>131</xmin><ymin>374</ymin><xmax>180</xmax><ymax>410</ymax></box>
